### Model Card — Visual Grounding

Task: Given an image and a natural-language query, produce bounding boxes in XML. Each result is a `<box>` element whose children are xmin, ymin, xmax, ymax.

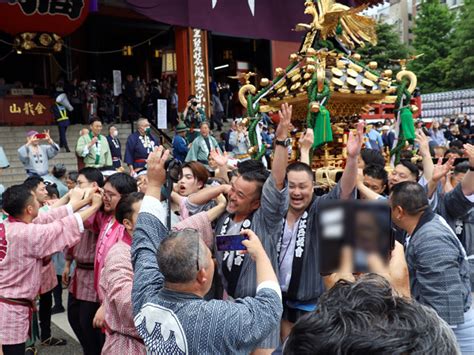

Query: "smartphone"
<box><xmin>35</xmin><ymin>133</ymin><xmax>47</xmax><ymax>139</ymax></box>
<box><xmin>216</xmin><ymin>235</ymin><xmax>247</xmax><ymax>251</ymax></box>
<box><xmin>317</xmin><ymin>200</ymin><xmax>394</xmax><ymax>274</ymax></box>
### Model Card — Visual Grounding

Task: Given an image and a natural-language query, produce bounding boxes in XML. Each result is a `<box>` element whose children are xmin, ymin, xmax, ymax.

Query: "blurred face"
<box><xmin>178</xmin><ymin>167</ymin><xmax>202</xmax><ymax>196</ymax></box>
<box><xmin>201</xmin><ymin>246</ymin><xmax>215</xmax><ymax>293</ymax></box>
<box><xmin>26</xmin><ymin>192</ymin><xmax>41</xmax><ymax>219</ymax></box>
<box><xmin>446</xmin><ymin>152</ymin><xmax>462</xmax><ymax>160</ymax></box>
<box><xmin>388</xmin><ymin>165</ymin><xmax>416</xmax><ymax>190</ymax></box>
<box><xmin>138</xmin><ymin>120</ymin><xmax>150</xmax><ymax>135</ymax></box>
<box><xmin>432</xmin><ymin>121</ymin><xmax>440</xmax><ymax>129</ymax></box>
<box><xmin>200</xmin><ymin>124</ymin><xmax>210</xmax><ymax>137</ymax></box>
<box><xmin>363</xmin><ymin>175</ymin><xmax>386</xmax><ymax>196</ymax></box>
<box><xmin>103</xmin><ymin>182</ymin><xmax>121</xmax><ymax>213</ymax></box>
<box><xmin>90</xmin><ymin>121</ymin><xmax>103</xmax><ymax>136</ymax></box>
<box><xmin>109</xmin><ymin>126</ymin><xmax>117</xmax><ymax>137</ymax></box>
<box><xmin>451</xmin><ymin>172</ymin><xmax>466</xmax><ymax>188</ymax></box>
<box><xmin>66</xmin><ymin>177</ymin><xmax>76</xmax><ymax>190</ymax></box>
<box><xmin>33</xmin><ymin>182</ymin><xmax>48</xmax><ymax>204</ymax></box>
<box><xmin>227</xmin><ymin>176</ymin><xmax>260</xmax><ymax>216</ymax></box>
<box><xmin>123</xmin><ymin>200</ymin><xmax>143</xmax><ymax>234</ymax></box>
<box><xmin>76</xmin><ymin>174</ymin><xmax>96</xmax><ymax>189</ymax></box>
<box><xmin>288</xmin><ymin>170</ymin><xmax>314</xmax><ymax>213</ymax></box>
<box><xmin>137</xmin><ymin>175</ymin><xmax>148</xmax><ymax>193</ymax></box>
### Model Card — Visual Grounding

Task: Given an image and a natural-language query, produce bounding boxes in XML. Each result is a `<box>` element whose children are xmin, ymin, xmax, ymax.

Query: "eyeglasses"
<box><xmin>196</xmin><ymin>234</ymin><xmax>200</xmax><ymax>271</ymax></box>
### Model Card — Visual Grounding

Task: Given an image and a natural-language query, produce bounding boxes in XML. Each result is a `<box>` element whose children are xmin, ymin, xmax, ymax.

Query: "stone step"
<box><xmin>0</xmin><ymin>123</ymin><xmax>175</xmax><ymax>189</ymax></box>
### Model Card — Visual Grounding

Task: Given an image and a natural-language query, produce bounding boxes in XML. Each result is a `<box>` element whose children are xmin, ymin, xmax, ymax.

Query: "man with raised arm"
<box><xmin>131</xmin><ymin>147</ymin><xmax>282</xmax><ymax>355</ymax></box>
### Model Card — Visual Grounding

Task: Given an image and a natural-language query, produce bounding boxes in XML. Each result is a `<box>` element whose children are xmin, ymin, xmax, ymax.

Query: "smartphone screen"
<box><xmin>35</xmin><ymin>133</ymin><xmax>47</xmax><ymax>139</ymax></box>
<box><xmin>216</xmin><ymin>235</ymin><xmax>247</xmax><ymax>251</ymax></box>
<box><xmin>317</xmin><ymin>200</ymin><xmax>394</xmax><ymax>274</ymax></box>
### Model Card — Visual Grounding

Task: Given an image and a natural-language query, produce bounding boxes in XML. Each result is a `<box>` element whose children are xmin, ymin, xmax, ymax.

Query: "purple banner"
<box><xmin>126</xmin><ymin>0</ymin><xmax>308</xmax><ymax>42</ymax></box>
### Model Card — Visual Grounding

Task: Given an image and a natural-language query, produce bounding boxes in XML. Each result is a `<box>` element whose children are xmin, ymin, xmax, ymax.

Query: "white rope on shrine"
<box><xmin>62</xmin><ymin>30</ymin><xmax>167</xmax><ymax>55</ymax></box>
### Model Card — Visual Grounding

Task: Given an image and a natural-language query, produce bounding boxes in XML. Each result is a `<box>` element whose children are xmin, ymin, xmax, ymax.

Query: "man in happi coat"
<box><xmin>62</xmin><ymin>168</ymin><xmax>105</xmax><ymax>355</ymax></box>
<box><xmin>185</xmin><ymin>122</ymin><xmax>221</xmax><ymax>166</ymax></box>
<box><xmin>0</xmin><ymin>185</ymin><xmax>101</xmax><ymax>355</ymax></box>
<box><xmin>131</xmin><ymin>147</ymin><xmax>282</xmax><ymax>355</ymax></box>
<box><xmin>76</xmin><ymin>118</ymin><xmax>113</xmax><ymax>169</ymax></box>
<box><xmin>124</xmin><ymin>118</ymin><xmax>160</xmax><ymax>175</ymax></box>
<box><xmin>106</xmin><ymin>125</ymin><xmax>123</xmax><ymax>169</ymax></box>
<box><xmin>212</xmin><ymin>103</ymin><xmax>291</xmax><ymax>353</ymax></box>
<box><xmin>83</xmin><ymin>173</ymin><xmax>137</xmax><ymax>330</ymax></box>
<box><xmin>101</xmin><ymin>189</ymin><xmax>226</xmax><ymax>354</ymax></box>
<box><xmin>277</xmin><ymin>125</ymin><xmax>363</xmax><ymax>340</ymax></box>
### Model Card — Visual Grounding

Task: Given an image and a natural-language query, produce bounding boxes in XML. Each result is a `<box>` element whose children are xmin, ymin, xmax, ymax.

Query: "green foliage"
<box><xmin>357</xmin><ymin>22</ymin><xmax>412</xmax><ymax>69</ymax></box>
<box><xmin>446</xmin><ymin>0</ymin><xmax>474</xmax><ymax>89</ymax></box>
<box><xmin>408</xmin><ymin>0</ymin><xmax>455</xmax><ymax>93</ymax></box>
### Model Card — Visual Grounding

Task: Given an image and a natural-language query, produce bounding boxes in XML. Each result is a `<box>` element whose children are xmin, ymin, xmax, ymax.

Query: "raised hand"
<box><xmin>464</xmin><ymin>144</ymin><xmax>474</xmax><ymax>167</ymax></box>
<box><xmin>69</xmin><ymin>187</ymin><xmax>86</xmax><ymax>204</ymax></box>
<box><xmin>146</xmin><ymin>146</ymin><xmax>170</xmax><ymax>188</ymax></box>
<box><xmin>210</xmin><ymin>149</ymin><xmax>228</xmax><ymax>167</ymax></box>
<box><xmin>432</xmin><ymin>157</ymin><xmax>455</xmax><ymax>183</ymax></box>
<box><xmin>415</xmin><ymin>129</ymin><xmax>430</xmax><ymax>157</ymax></box>
<box><xmin>367</xmin><ymin>241</ymin><xmax>410</xmax><ymax>298</ymax></box>
<box><xmin>275</xmin><ymin>102</ymin><xmax>293</xmax><ymax>141</ymax></box>
<box><xmin>299</xmin><ymin>128</ymin><xmax>314</xmax><ymax>153</ymax></box>
<box><xmin>240</xmin><ymin>229</ymin><xmax>266</xmax><ymax>262</ymax></box>
<box><xmin>347</xmin><ymin>121</ymin><xmax>365</xmax><ymax>158</ymax></box>
<box><xmin>91</xmin><ymin>192</ymin><xmax>103</xmax><ymax>207</ymax></box>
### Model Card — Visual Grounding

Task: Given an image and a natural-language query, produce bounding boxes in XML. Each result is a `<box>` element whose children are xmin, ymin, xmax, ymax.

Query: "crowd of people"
<box><xmin>0</xmin><ymin>100</ymin><xmax>473</xmax><ymax>355</ymax></box>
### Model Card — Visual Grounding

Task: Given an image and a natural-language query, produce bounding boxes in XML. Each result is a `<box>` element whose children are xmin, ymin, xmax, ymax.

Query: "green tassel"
<box><xmin>400</xmin><ymin>107</ymin><xmax>415</xmax><ymax>143</ymax></box>
<box><xmin>313</xmin><ymin>106</ymin><xmax>333</xmax><ymax>149</ymax></box>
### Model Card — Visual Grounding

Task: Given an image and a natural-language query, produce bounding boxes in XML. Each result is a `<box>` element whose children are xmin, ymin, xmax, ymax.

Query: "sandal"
<box><xmin>40</xmin><ymin>336</ymin><xmax>67</xmax><ymax>346</ymax></box>
<box><xmin>25</xmin><ymin>346</ymin><xmax>37</xmax><ymax>355</ymax></box>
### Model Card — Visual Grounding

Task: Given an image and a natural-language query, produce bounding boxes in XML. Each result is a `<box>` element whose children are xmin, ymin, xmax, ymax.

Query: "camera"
<box><xmin>192</xmin><ymin>101</ymin><xmax>198</xmax><ymax>107</ymax></box>
<box><xmin>165</xmin><ymin>159</ymin><xmax>182</xmax><ymax>183</ymax></box>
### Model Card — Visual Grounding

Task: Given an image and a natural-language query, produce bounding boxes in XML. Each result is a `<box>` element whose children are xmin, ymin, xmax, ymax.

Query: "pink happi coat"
<box><xmin>0</xmin><ymin>206</ymin><xmax>83</xmax><ymax>345</ymax></box>
<box><xmin>100</xmin><ymin>234</ymin><xmax>146</xmax><ymax>355</ymax></box>
<box><xmin>85</xmin><ymin>211</ymin><xmax>124</xmax><ymax>301</ymax></box>
<box><xmin>67</xmin><ymin>228</ymin><xmax>99</xmax><ymax>302</ymax></box>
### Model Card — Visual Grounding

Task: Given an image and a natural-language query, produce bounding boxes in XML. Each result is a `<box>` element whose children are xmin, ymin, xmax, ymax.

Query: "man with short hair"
<box><xmin>124</xmin><ymin>118</ymin><xmax>160</xmax><ymax>175</ymax></box>
<box><xmin>131</xmin><ymin>147</ymin><xmax>283</xmax><ymax>354</ymax></box>
<box><xmin>362</xmin><ymin>164</ymin><xmax>388</xmax><ymax>196</ymax></box>
<box><xmin>106</xmin><ymin>125</ymin><xmax>122</xmax><ymax>169</ymax></box>
<box><xmin>185</xmin><ymin>122</ymin><xmax>221</xmax><ymax>166</ymax></box>
<box><xmin>62</xmin><ymin>167</ymin><xmax>105</xmax><ymax>355</ymax></box>
<box><xmin>0</xmin><ymin>185</ymin><xmax>101</xmax><ymax>355</ymax></box>
<box><xmin>76</xmin><ymin>118</ymin><xmax>113</xmax><ymax>168</ymax></box>
<box><xmin>211</xmin><ymin>104</ymin><xmax>292</xmax><ymax>353</ymax></box>
<box><xmin>390</xmin><ymin>181</ymin><xmax>474</xmax><ymax>352</ymax></box>
<box><xmin>277</xmin><ymin>123</ymin><xmax>363</xmax><ymax>339</ymax></box>
<box><xmin>283</xmin><ymin>274</ymin><xmax>460</xmax><ymax>355</ymax></box>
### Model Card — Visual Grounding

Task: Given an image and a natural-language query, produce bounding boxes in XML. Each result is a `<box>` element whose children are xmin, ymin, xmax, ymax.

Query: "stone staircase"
<box><xmin>0</xmin><ymin>123</ymin><xmax>133</xmax><ymax>188</ymax></box>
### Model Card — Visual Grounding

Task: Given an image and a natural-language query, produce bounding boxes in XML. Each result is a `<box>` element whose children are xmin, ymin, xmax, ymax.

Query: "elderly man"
<box><xmin>390</xmin><ymin>181</ymin><xmax>474</xmax><ymax>352</ymax></box>
<box><xmin>18</xmin><ymin>130</ymin><xmax>59</xmax><ymax>177</ymax></box>
<box><xmin>76</xmin><ymin>118</ymin><xmax>113</xmax><ymax>168</ymax></box>
<box><xmin>131</xmin><ymin>147</ymin><xmax>282</xmax><ymax>355</ymax></box>
<box><xmin>185</xmin><ymin>122</ymin><xmax>220</xmax><ymax>166</ymax></box>
<box><xmin>172</xmin><ymin>122</ymin><xmax>189</xmax><ymax>163</ymax></box>
<box><xmin>124</xmin><ymin>118</ymin><xmax>160</xmax><ymax>175</ymax></box>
